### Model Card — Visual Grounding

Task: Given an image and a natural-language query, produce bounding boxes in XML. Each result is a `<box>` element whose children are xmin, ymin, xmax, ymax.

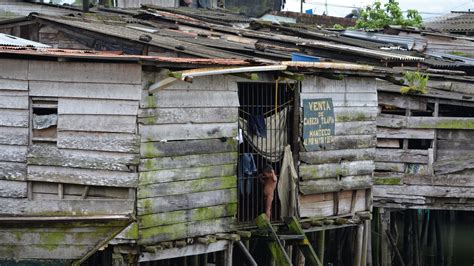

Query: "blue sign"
<box><xmin>303</xmin><ymin>98</ymin><xmax>335</xmax><ymax>151</ymax></box>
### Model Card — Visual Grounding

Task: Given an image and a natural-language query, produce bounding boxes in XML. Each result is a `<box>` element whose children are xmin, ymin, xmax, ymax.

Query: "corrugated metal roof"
<box><xmin>0</xmin><ymin>33</ymin><xmax>50</xmax><ymax>48</ymax></box>
<box><xmin>342</xmin><ymin>30</ymin><xmax>426</xmax><ymax>51</ymax></box>
<box><xmin>0</xmin><ymin>46</ymin><xmax>256</xmax><ymax>65</ymax></box>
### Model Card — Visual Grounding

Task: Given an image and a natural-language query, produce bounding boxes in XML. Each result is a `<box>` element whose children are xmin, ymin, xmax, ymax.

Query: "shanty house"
<box><xmin>0</xmin><ymin>45</ymin><xmax>382</xmax><ymax>265</ymax></box>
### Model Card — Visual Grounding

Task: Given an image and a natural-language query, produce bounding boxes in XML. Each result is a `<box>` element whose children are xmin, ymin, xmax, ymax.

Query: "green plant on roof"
<box><xmin>400</xmin><ymin>71</ymin><xmax>429</xmax><ymax>95</ymax></box>
<box><xmin>355</xmin><ymin>0</ymin><xmax>423</xmax><ymax>29</ymax></box>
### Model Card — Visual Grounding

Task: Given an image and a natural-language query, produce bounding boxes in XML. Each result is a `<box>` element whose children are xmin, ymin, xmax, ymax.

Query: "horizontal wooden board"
<box><xmin>335</xmin><ymin>121</ymin><xmax>376</xmax><ymax>135</ymax></box>
<box><xmin>139</xmin><ymin>203</ymin><xmax>237</xmax><ymax>229</ymax></box>
<box><xmin>140</xmin><ymin>122</ymin><xmax>237</xmax><ymax>142</ymax></box>
<box><xmin>437</xmin><ymin>129</ymin><xmax>474</xmax><ymax>141</ymax></box>
<box><xmin>0</xmin><ymin>94</ymin><xmax>28</xmax><ymax>109</ymax></box>
<box><xmin>377</xmin><ymin>128</ymin><xmax>435</xmax><ymax>139</ymax></box>
<box><xmin>375</xmin><ymin>162</ymin><xmax>406</xmax><ymax>172</ymax></box>
<box><xmin>58</xmin><ymin>98</ymin><xmax>139</xmax><ymax>115</ymax></box>
<box><xmin>138</xmin><ymin>175</ymin><xmax>236</xmax><ymax>199</ymax></box>
<box><xmin>0</xmin><ymin>127</ymin><xmax>29</xmax><ymax>145</ymax></box>
<box><xmin>0</xmin><ymin>59</ymin><xmax>28</xmax><ymax>80</ymax></box>
<box><xmin>301</xmin><ymin>93</ymin><xmax>377</xmax><ymax>107</ymax></box>
<box><xmin>28</xmin><ymin>61</ymin><xmax>141</xmax><ymax>84</ymax></box>
<box><xmin>0</xmin><ymin>145</ymin><xmax>27</xmax><ymax>162</ymax></box>
<box><xmin>139</xmin><ymin>217</ymin><xmax>235</xmax><ymax>244</ymax></box>
<box><xmin>437</xmin><ymin>140</ymin><xmax>474</xmax><ymax>150</ymax></box>
<box><xmin>0</xmin><ymin>227</ymin><xmax>121</xmax><ymax>246</ymax></box>
<box><xmin>141</xmin><ymin>138</ymin><xmax>237</xmax><ymax>158</ymax></box>
<box><xmin>139</xmin><ymin>240</ymin><xmax>229</xmax><ymax>262</ymax></box>
<box><xmin>58</xmin><ymin>115</ymin><xmax>137</xmax><ymax>133</ymax></box>
<box><xmin>139</xmin><ymin>164</ymin><xmax>236</xmax><ymax>185</ymax></box>
<box><xmin>377</xmin><ymin>139</ymin><xmax>400</xmax><ymax>148</ymax></box>
<box><xmin>376</xmin><ymin>114</ymin><xmax>406</xmax><ymax>128</ymax></box>
<box><xmin>300</xmin><ymin>148</ymin><xmax>375</xmax><ymax>164</ymax></box>
<box><xmin>138</xmin><ymin>107</ymin><xmax>238</xmax><ymax>124</ymax></box>
<box><xmin>404</xmin><ymin>173</ymin><xmax>474</xmax><ymax>187</ymax></box>
<box><xmin>374</xmin><ymin>185</ymin><xmax>474</xmax><ymax>198</ymax></box>
<box><xmin>300</xmin><ymin>175</ymin><xmax>372</xmax><ymax>194</ymax></box>
<box><xmin>0</xmin><ymin>162</ymin><xmax>26</xmax><ymax>181</ymax></box>
<box><xmin>302</xmin><ymin>76</ymin><xmax>376</xmax><ymax>93</ymax></box>
<box><xmin>376</xmin><ymin>149</ymin><xmax>428</xmax><ymax>163</ymax></box>
<box><xmin>0</xmin><ymin>180</ymin><xmax>27</xmax><ymax>198</ymax></box>
<box><xmin>139</xmin><ymin>152</ymin><xmax>237</xmax><ymax>172</ymax></box>
<box><xmin>141</xmin><ymin>90</ymin><xmax>239</xmax><ymax>108</ymax></box>
<box><xmin>0</xmin><ymin>198</ymin><xmax>134</xmax><ymax>216</ymax></box>
<box><xmin>57</xmin><ymin>131</ymin><xmax>140</xmax><ymax>153</ymax></box>
<box><xmin>302</xmin><ymin>135</ymin><xmax>376</xmax><ymax>151</ymax></box>
<box><xmin>27</xmin><ymin>144</ymin><xmax>139</xmax><ymax>171</ymax></box>
<box><xmin>0</xmin><ymin>109</ymin><xmax>29</xmax><ymax>127</ymax></box>
<box><xmin>377</xmin><ymin>91</ymin><xmax>427</xmax><ymax>111</ymax></box>
<box><xmin>27</xmin><ymin>165</ymin><xmax>138</xmax><ymax>187</ymax></box>
<box><xmin>0</xmin><ymin>244</ymin><xmax>93</xmax><ymax>260</ymax></box>
<box><xmin>0</xmin><ymin>78</ymin><xmax>28</xmax><ymax>91</ymax></box>
<box><xmin>29</xmin><ymin>81</ymin><xmax>142</xmax><ymax>100</ymax></box>
<box><xmin>407</xmin><ymin>117</ymin><xmax>474</xmax><ymax>130</ymax></box>
<box><xmin>137</xmin><ymin>188</ymin><xmax>237</xmax><ymax>215</ymax></box>
<box><xmin>300</xmin><ymin>160</ymin><xmax>374</xmax><ymax>180</ymax></box>
<box><xmin>160</xmin><ymin>75</ymin><xmax>237</xmax><ymax>91</ymax></box>
<box><xmin>433</xmin><ymin>155</ymin><xmax>474</xmax><ymax>175</ymax></box>
<box><xmin>334</xmin><ymin>106</ymin><xmax>378</xmax><ymax>122</ymax></box>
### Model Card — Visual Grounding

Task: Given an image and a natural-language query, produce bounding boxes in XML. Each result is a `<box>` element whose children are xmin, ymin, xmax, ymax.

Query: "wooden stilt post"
<box><xmin>361</xmin><ymin>220</ymin><xmax>369</xmax><ymax>266</ymax></box>
<box><xmin>413</xmin><ymin>210</ymin><xmax>421</xmax><ymax>266</ymax></box>
<box><xmin>380</xmin><ymin>208</ymin><xmax>391</xmax><ymax>266</ymax></box>
<box><xmin>354</xmin><ymin>224</ymin><xmax>364</xmax><ymax>266</ymax></box>
<box><xmin>317</xmin><ymin>230</ymin><xmax>325</xmax><ymax>265</ymax></box>
<box><xmin>447</xmin><ymin>211</ymin><xmax>455</xmax><ymax>266</ymax></box>
<box><xmin>226</xmin><ymin>241</ymin><xmax>233</xmax><ymax>266</ymax></box>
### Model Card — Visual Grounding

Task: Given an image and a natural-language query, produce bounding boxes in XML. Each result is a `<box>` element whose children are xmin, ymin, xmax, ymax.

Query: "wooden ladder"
<box><xmin>255</xmin><ymin>214</ymin><xmax>322</xmax><ymax>266</ymax></box>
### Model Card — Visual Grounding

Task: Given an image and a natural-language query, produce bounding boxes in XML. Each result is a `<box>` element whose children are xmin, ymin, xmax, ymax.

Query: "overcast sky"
<box><xmin>284</xmin><ymin>0</ymin><xmax>474</xmax><ymax>20</ymax></box>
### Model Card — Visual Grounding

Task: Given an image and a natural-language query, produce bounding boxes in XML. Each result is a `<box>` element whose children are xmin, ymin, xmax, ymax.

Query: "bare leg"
<box><xmin>265</xmin><ymin>194</ymin><xmax>273</xmax><ymax>219</ymax></box>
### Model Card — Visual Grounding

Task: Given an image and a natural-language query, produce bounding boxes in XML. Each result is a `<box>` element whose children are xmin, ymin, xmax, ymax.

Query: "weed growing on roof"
<box><xmin>400</xmin><ymin>71</ymin><xmax>429</xmax><ymax>95</ymax></box>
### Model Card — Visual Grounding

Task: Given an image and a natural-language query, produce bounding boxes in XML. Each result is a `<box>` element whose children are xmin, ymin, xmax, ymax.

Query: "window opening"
<box><xmin>237</xmin><ymin>82</ymin><xmax>294</xmax><ymax>223</ymax></box>
<box><xmin>31</xmin><ymin>97</ymin><xmax>58</xmax><ymax>143</ymax></box>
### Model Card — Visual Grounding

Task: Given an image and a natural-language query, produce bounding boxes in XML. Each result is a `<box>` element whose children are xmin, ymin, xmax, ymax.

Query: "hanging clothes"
<box><xmin>237</xmin><ymin>153</ymin><xmax>257</xmax><ymax>196</ymax></box>
<box><xmin>248</xmin><ymin>114</ymin><xmax>267</xmax><ymax>137</ymax></box>
<box><xmin>238</xmin><ymin>107</ymin><xmax>288</xmax><ymax>162</ymax></box>
<box><xmin>278</xmin><ymin>145</ymin><xmax>298</xmax><ymax>218</ymax></box>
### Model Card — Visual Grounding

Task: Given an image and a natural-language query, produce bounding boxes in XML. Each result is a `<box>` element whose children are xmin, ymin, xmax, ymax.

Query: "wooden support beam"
<box><xmin>139</xmin><ymin>240</ymin><xmax>229</xmax><ymax>262</ymax></box>
<box><xmin>236</xmin><ymin>241</ymin><xmax>257</xmax><ymax>266</ymax></box>
<box><xmin>386</xmin><ymin>230</ymin><xmax>405</xmax><ymax>266</ymax></box>
<box><xmin>81</xmin><ymin>185</ymin><xmax>90</xmax><ymax>199</ymax></box>
<box><xmin>354</xmin><ymin>224</ymin><xmax>364</xmax><ymax>266</ymax></box>
<box><xmin>284</xmin><ymin>216</ymin><xmax>322</xmax><ymax>266</ymax></box>
<box><xmin>255</xmin><ymin>214</ymin><xmax>292</xmax><ymax>266</ymax></box>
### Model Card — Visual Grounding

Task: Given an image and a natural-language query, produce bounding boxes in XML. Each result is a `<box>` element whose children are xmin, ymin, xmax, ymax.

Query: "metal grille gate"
<box><xmin>237</xmin><ymin>82</ymin><xmax>294</xmax><ymax>223</ymax></box>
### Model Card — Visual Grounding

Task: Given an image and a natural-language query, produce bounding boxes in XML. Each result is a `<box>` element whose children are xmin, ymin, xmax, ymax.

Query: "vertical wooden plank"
<box><xmin>317</xmin><ymin>230</ymin><xmax>325</xmax><ymax>265</ymax></box>
<box><xmin>380</xmin><ymin>208</ymin><xmax>390</xmax><ymax>266</ymax></box>
<box><xmin>27</xmin><ymin>181</ymin><xmax>32</xmax><ymax>200</ymax></box>
<box><xmin>58</xmin><ymin>183</ymin><xmax>63</xmax><ymax>199</ymax></box>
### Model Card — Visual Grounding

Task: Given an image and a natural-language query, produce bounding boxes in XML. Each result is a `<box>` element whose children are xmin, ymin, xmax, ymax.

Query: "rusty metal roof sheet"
<box><xmin>0</xmin><ymin>33</ymin><xmax>50</xmax><ymax>48</ymax></box>
<box><xmin>0</xmin><ymin>46</ymin><xmax>255</xmax><ymax>66</ymax></box>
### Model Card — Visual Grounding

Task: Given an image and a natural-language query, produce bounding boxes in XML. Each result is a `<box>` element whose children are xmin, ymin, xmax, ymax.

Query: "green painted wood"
<box><xmin>139</xmin><ymin>203</ymin><xmax>237</xmax><ymax>229</ymax></box>
<box><xmin>139</xmin><ymin>164</ymin><xmax>236</xmax><ymax>185</ymax></box>
<box><xmin>255</xmin><ymin>214</ymin><xmax>291</xmax><ymax>266</ymax></box>
<box><xmin>284</xmin><ymin>216</ymin><xmax>322</xmax><ymax>266</ymax></box>
<box><xmin>138</xmin><ymin>175</ymin><xmax>236</xmax><ymax>198</ymax></box>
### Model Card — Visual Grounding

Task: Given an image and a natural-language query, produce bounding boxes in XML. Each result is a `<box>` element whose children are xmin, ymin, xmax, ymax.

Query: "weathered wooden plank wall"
<box><xmin>137</xmin><ymin>74</ymin><xmax>239</xmax><ymax>245</ymax></box>
<box><xmin>298</xmin><ymin>76</ymin><xmax>376</xmax><ymax>218</ymax></box>
<box><xmin>373</xmin><ymin>79</ymin><xmax>474</xmax><ymax>210</ymax></box>
<box><xmin>0</xmin><ymin>59</ymin><xmax>141</xmax><ymax>261</ymax></box>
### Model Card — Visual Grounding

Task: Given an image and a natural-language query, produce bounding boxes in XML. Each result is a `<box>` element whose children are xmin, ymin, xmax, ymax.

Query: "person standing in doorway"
<box><xmin>260</xmin><ymin>164</ymin><xmax>278</xmax><ymax>219</ymax></box>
